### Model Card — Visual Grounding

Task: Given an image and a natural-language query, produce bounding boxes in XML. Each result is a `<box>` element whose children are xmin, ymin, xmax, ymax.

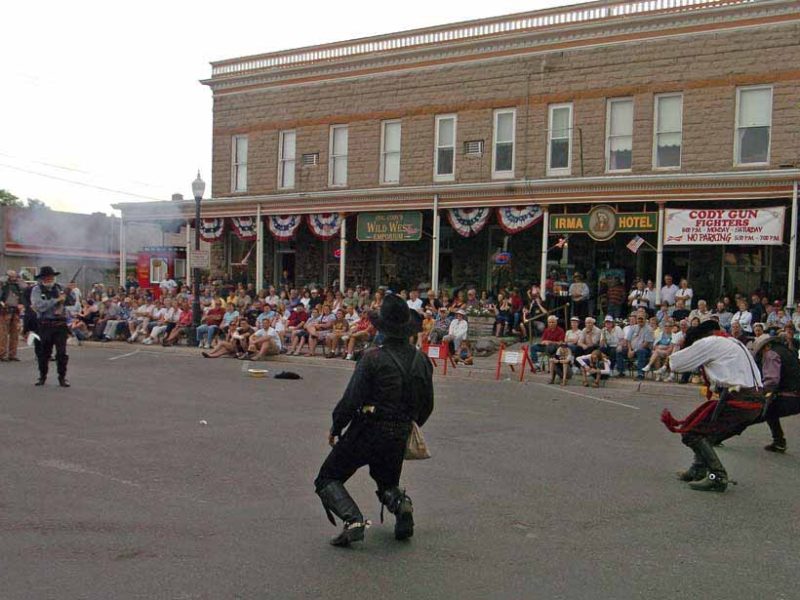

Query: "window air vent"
<box><xmin>464</xmin><ymin>140</ymin><xmax>484</xmax><ymax>157</ymax></box>
<box><xmin>301</xmin><ymin>153</ymin><xmax>319</xmax><ymax>166</ymax></box>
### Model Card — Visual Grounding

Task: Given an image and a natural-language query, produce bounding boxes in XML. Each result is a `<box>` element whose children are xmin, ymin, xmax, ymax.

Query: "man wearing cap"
<box><xmin>661</xmin><ymin>320</ymin><xmax>765</xmax><ymax>492</ymax></box>
<box><xmin>443</xmin><ymin>309</ymin><xmax>469</xmax><ymax>352</ymax></box>
<box><xmin>30</xmin><ymin>266</ymin><xmax>74</xmax><ymax>387</ymax></box>
<box><xmin>314</xmin><ymin>293</ymin><xmax>433</xmax><ymax>547</ymax></box>
<box><xmin>0</xmin><ymin>270</ymin><xmax>26</xmax><ymax>362</ymax></box>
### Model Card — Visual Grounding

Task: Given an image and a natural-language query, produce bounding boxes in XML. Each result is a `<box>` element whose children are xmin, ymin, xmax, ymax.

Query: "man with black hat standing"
<box><xmin>30</xmin><ymin>266</ymin><xmax>73</xmax><ymax>387</ymax></box>
<box><xmin>660</xmin><ymin>320</ymin><xmax>765</xmax><ymax>492</ymax></box>
<box><xmin>0</xmin><ymin>270</ymin><xmax>26</xmax><ymax>362</ymax></box>
<box><xmin>314</xmin><ymin>293</ymin><xmax>434</xmax><ymax>547</ymax></box>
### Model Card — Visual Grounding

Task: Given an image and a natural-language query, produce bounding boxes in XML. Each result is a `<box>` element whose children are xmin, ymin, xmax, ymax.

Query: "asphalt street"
<box><xmin>1</xmin><ymin>343</ymin><xmax>798</xmax><ymax>600</ymax></box>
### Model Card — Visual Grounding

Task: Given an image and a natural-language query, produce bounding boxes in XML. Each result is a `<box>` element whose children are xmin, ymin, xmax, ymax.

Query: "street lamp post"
<box><xmin>191</xmin><ymin>171</ymin><xmax>205</xmax><ymax>329</ymax></box>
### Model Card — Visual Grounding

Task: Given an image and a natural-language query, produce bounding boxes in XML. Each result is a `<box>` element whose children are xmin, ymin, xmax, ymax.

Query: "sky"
<box><xmin>0</xmin><ymin>0</ymin><xmax>568</xmax><ymax>216</ymax></box>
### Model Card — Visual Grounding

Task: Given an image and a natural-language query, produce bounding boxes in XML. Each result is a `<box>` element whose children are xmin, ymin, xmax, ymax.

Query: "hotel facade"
<box><xmin>116</xmin><ymin>0</ymin><xmax>800</xmax><ymax>305</ymax></box>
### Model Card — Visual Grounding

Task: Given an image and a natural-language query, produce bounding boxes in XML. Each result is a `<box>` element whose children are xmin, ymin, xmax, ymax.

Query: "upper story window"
<box><xmin>653</xmin><ymin>94</ymin><xmax>683</xmax><ymax>169</ymax></box>
<box><xmin>328</xmin><ymin>125</ymin><xmax>348</xmax><ymax>187</ymax></box>
<box><xmin>605</xmin><ymin>98</ymin><xmax>633</xmax><ymax>172</ymax></box>
<box><xmin>735</xmin><ymin>86</ymin><xmax>772</xmax><ymax>166</ymax></box>
<box><xmin>434</xmin><ymin>114</ymin><xmax>456</xmax><ymax>181</ymax></box>
<box><xmin>278</xmin><ymin>130</ymin><xmax>296</xmax><ymax>189</ymax></box>
<box><xmin>492</xmin><ymin>108</ymin><xmax>516</xmax><ymax>179</ymax></box>
<box><xmin>380</xmin><ymin>120</ymin><xmax>401</xmax><ymax>184</ymax></box>
<box><xmin>231</xmin><ymin>135</ymin><xmax>248</xmax><ymax>192</ymax></box>
<box><xmin>547</xmin><ymin>103</ymin><xmax>572</xmax><ymax>176</ymax></box>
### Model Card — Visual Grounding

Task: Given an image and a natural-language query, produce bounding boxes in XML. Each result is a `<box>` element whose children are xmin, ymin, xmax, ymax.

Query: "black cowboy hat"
<box><xmin>683</xmin><ymin>319</ymin><xmax>720</xmax><ymax>348</ymax></box>
<box><xmin>369</xmin><ymin>292</ymin><xmax>422</xmax><ymax>339</ymax></box>
<box><xmin>36</xmin><ymin>266</ymin><xmax>60</xmax><ymax>278</ymax></box>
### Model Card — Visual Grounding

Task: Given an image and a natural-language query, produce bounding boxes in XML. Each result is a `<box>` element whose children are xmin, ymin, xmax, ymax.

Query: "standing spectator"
<box><xmin>618</xmin><ymin>314</ymin><xmax>654</xmax><ymax>379</ymax></box>
<box><xmin>606</xmin><ymin>277</ymin><xmax>627</xmax><ymax>319</ymax></box>
<box><xmin>660</xmin><ymin>275</ymin><xmax>679</xmax><ymax>307</ymax></box>
<box><xmin>569</xmin><ymin>273</ymin><xmax>590</xmax><ymax>320</ymax></box>
<box><xmin>0</xmin><ymin>270</ymin><xmax>25</xmax><ymax>361</ymax></box>
<box><xmin>627</xmin><ymin>279</ymin><xmax>652</xmax><ymax>314</ymax></box>
<box><xmin>748</xmin><ymin>293</ymin><xmax>765</xmax><ymax>325</ymax></box>
<box><xmin>675</xmin><ymin>278</ymin><xmax>693</xmax><ymax>309</ymax></box>
<box><xmin>491</xmin><ymin>293</ymin><xmax>511</xmax><ymax>337</ymax></box>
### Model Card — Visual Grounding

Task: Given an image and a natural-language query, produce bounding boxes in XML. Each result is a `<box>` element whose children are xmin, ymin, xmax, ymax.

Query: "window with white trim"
<box><xmin>328</xmin><ymin>125</ymin><xmax>348</xmax><ymax>186</ymax></box>
<box><xmin>547</xmin><ymin>103</ymin><xmax>572</xmax><ymax>176</ymax></box>
<box><xmin>434</xmin><ymin>114</ymin><xmax>456</xmax><ymax>181</ymax></box>
<box><xmin>653</xmin><ymin>94</ymin><xmax>682</xmax><ymax>169</ymax></box>
<box><xmin>380</xmin><ymin>120</ymin><xmax>401</xmax><ymax>184</ymax></box>
<box><xmin>174</xmin><ymin>258</ymin><xmax>186</xmax><ymax>281</ymax></box>
<box><xmin>231</xmin><ymin>135</ymin><xmax>248</xmax><ymax>192</ymax></box>
<box><xmin>605</xmin><ymin>98</ymin><xmax>633</xmax><ymax>172</ymax></box>
<box><xmin>278</xmin><ymin>130</ymin><xmax>296</xmax><ymax>189</ymax></box>
<box><xmin>492</xmin><ymin>108</ymin><xmax>516</xmax><ymax>179</ymax></box>
<box><xmin>735</xmin><ymin>86</ymin><xmax>772</xmax><ymax>166</ymax></box>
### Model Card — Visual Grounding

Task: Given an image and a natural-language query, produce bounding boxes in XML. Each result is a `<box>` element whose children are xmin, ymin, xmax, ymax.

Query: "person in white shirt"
<box><xmin>627</xmin><ymin>280</ymin><xmax>652</xmax><ymax>313</ymax></box>
<box><xmin>688</xmin><ymin>299</ymin><xmax>713</xmax><ymax>323</ymax></box>
<box><xmin>145</xmin><ymin>299</ymin><xmax>176</xmax><ymax>344</ymax></box>
<box><xmin>576</xmin><ymin>349</ymin><xmax>611</xmax><ymax>387</ymax></box>
<box><xmin>674</xmin><ymin>278</ymin><xmax>693</xmax><ymax>310</ymax></box>
<box><xmin>159</xmin><ymin>277</ymin><xmax>178</xmax><ymax>296</ymax></box>
<box><xmin>443</xmin><ymin>309</ymin><xmax>469</xmax><ymax>350</ymax></box>
<box><xmin>661</xmin><ymin>320</ymin><xmax>765</xmax><ymax>493</ymax></box>
<box><xmin>660</xmin><ymin>275</ymin><xmax>679</xmax><ymax>307</ymax></box>
<box><xmin>731</xmin><ymin>299</ymin><xmax>753</xmax><ymax>334</ymax></box>
<box><xmin>406</xmin><ymin>289</ymin><xmax>423</xmax><ymax>313</ymax></box>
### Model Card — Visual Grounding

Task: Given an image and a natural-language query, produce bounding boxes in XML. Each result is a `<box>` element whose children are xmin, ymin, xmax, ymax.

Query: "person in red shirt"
<box><xmin>510</xmin><ymin>290</ymin><xmax>524</xmax><ymax>336</ymax></box>
<box><xmin>530</xmin><ymin>315</ymin><xmax>566</xmax><ymax>363</ymax></box>
<box><xmin>344</xmin><ymin>311</ymin><xmax>375</xmax><ymax>360</ymax></box>
<box><xmin>195</xmin><ymin>299</ymin><xmax>225</xmax><ymax>349</ymax></box>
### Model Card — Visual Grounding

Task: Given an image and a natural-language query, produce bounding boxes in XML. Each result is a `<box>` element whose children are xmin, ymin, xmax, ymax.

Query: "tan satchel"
<box><xmin>405</xmin><ymin>421</ymin><xmax>431</xmax><ymax>460</ymax></box>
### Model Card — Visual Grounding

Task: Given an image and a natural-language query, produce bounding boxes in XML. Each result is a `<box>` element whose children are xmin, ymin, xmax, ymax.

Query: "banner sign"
<box><xmin>356</xmin><ymin>212</ymin><xmax>422</xmax><ymax>241</ymax></box>
<box><xmin>446</xmin><ymin>208</ymin><xmax>491</xmax><ymax>237</ymax></box>
<box><xmin>549</xmin><ymin>205</ymin><xmax>657</xmax><ymax>241</ymax></box>
<box><xmin>664</xmin><ymin>207</ymin><xmax>785</xmax><ymax>245</ymax></box>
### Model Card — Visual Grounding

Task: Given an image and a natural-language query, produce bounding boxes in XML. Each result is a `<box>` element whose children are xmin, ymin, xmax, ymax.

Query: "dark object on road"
<box><xmin>274</xmin><ymin>371</ymin><xmax>302</xmax><ymax>380</ymax></box>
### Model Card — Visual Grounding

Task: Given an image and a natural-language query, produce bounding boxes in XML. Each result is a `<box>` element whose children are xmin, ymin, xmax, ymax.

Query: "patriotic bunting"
<box><xmin>267</xmin><ymin>215</ymin><xmax>302</xmax><ymax>241</ymax></box>
<box><xmin>496</xmin><ymin>206</ymin><xmax>543</xmax><ymax>234</ymax></box>
<box><xmin>446</xmin><ymin>208</ymin><xmax>491</xmax><ymax>237</ymax></box>
<box><xmin>198</xmin><ymin>218</ymin><xmax>225</xmax><ymax>242</ymax></box>
<box><xmin>230</xmin><ymin>216</ymin><xmax>257</xmax><ymax>241</ymax></box>
<box><xmin>307</xmin><ymin>213</ymin><xmax>342</xmax><ymax>241</ymax></box>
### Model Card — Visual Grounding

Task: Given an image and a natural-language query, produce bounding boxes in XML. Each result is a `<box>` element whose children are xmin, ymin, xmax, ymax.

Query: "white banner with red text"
<box><xmin>663</xmin><ymin>207</ymin><xmax>785</xmax><ymax>246</ymax></box>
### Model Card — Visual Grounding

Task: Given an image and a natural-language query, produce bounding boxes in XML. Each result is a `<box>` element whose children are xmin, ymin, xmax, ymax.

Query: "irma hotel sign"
<box><xmin>549</xmin><ymin>205</ymin><xmax>657</xmax><ymax>241</ymax></box>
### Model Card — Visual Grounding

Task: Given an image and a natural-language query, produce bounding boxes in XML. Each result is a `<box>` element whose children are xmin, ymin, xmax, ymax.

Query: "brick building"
<box><xmin>117</xmin><ymin>0</ymin><xmax>800</xmax><ymax>306</ymax></box>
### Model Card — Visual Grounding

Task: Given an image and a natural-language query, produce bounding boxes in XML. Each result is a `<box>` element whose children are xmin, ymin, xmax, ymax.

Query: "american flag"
<box><xmin>555</xmin><ymin>237</ymin><xmax>568</xmax><ymax>249</ymax></box>
<box><xmin>626</xmin><ymin>236</ymin><xmax>645</xmax><ymax>254</ymax></box>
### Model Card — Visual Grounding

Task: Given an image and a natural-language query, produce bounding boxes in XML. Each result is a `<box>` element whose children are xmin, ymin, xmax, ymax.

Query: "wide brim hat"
<box><xmin>36</xmin><ymin>266</ymin><xmax>60</xmax><ymax>278</ymax></box>
<box><xmin>683</xmin><ymin>319</ymin><xmax>720</xmax><ymax>348</ymax></box>
<box><xmin>369</xmin><ymin>293</ymin><xmax>422</xmax><ymax>338</ymax></box>
<box><xmin>751</xmin><ymin>334</ymin><xmax>774</xmax><ymax>355</ymax></box>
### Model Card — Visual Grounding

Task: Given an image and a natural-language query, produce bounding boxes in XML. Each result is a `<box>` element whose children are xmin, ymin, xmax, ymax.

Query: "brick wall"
<box><xmin>210</xmin><ymin>23</ymin><xmax>800</xmax><ymax>198</ymax></box>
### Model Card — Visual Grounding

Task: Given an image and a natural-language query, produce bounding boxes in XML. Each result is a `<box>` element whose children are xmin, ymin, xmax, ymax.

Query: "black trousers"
<box><xmin>37</xmin><ymin>322</ymin><xmax>68</xmax><ymax>379</ymax></box>
<box><xmin>765</xmin><ymin>395</ymin><xmax>800</xmax><ymax>441</ymax></box>
<box><xmin>315</xmin><ymin>418</ymin><xmax>411</xmax><ymax>496</ymax></box>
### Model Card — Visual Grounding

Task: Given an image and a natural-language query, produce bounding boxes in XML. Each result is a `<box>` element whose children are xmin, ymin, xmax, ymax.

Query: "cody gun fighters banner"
<box><xmin>664</xmin><ymin>207</ymin><xmax>785</xmax><ymax>245</ymax></box>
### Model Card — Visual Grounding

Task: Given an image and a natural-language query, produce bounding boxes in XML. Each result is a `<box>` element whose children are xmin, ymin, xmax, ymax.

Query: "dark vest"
<box><xmin>770</xmin><ymin>342</ymin><xmax>800</xmax><ymax>393</ymax></box>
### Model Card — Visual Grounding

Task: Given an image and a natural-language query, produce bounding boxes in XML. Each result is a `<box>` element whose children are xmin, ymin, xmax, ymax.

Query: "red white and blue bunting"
<box><xmin>198</xmin><ymin>218</ymin><xmax>225</xmax><ymax>242</ymax></box>
<box><xmin>446</xmin><ymin>208</ymin><xmax>491</xmax><ymax>238</ymax></box>
<box><xmin>267</xmin><ymin>215</ymin><xmax>302</xmax><ymax>241</ymax></box>
<box><xmin>230</xmin><ymin>216</ymin><xmax>257</xmax><ymax>241</ymax></box>
<box><xmin>496</xmin><ymin>206</ymin><xmax>543</xmax><ymax>234</ymax></box>
<box><xmin>307</xmin><ymin>213</ymin><xmax>342</xmax><ymax>241</ymax></box>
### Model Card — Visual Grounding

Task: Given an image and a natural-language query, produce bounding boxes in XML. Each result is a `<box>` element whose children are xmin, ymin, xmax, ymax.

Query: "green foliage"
<box><xmin>0</xmin><ymin>189</ymin><xmax>22</xmax><ymax>207</ymax></box>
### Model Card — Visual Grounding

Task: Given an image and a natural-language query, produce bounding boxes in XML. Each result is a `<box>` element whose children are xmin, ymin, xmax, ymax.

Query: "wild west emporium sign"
<box><xmin>549</xmin><ymin>205</ymin><xmax>657</xmax><ymax>241</ymax></box>
<box><xmin>664</xmin><ymin>207</ymin><xmax>785</xmax><ymax>245</ymax></box>
<box><xmin>357</xmin><ymin>211</ymin><xmax>423</xmax><ymax>242</ymax></box>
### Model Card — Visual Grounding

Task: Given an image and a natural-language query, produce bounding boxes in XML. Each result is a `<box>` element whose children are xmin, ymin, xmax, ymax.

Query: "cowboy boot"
<box><xmin>676</xmin><ymin>452</ymin><xmax>708</xmax><ymax>482</ymax></box>
<box><xmin>765</xmin><ymin>418</ymin><xmax>787</xmax><ymax>453</ymax></box>
<box><xmin>317</xmin><ymin>481</ymin><xmax>366</xmax><ymax>547</ymax></box>
<box><xmin>379</xmin><ymin>487</ymin><xmax>414</xmax><ymax>540</ymax></box>
<box><xmin>57</xmin><ymin>354</ymin><xmax>70</xmax><ymax>388</ymax></box>
<box><xmin>687</xmin><ymin>438</ymin><xmax>729</xmax><ymax>492</ymax></box>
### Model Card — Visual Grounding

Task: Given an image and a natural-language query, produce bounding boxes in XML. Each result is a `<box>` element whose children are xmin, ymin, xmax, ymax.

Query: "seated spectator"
<box><xmin>671</xmin><ymin>298</ymin><xmax>690</xmax><ymax>322</ymax></box>
<box><xmin>576</xmin><ymin>317</ymin><xmax>601</xmax><ymax>357</ymax></box>
<box><xmin>780</xmin><ymin>322</ymin><xmax>799</xmax><ymax>351</ymax></box>
<box><xmin>305</xmin><ymin>304</ymin><xmax>335</xmax><ymax>356</ymax></box>
<box><xmin>655</xmin><ymin>302</ymin><xmax>671</xmax><ymax>326</ymax></box>
<box><xmin>163</xmin><ymin>301</ymin><xmax>194</xmax><ymax>346</ymax></box>
<box><xmin>730</xmin><ymin>320</ymin><xmax>747</xmax><ymax>344</ymax></box>
<box><xmin>599</xmin><ymin>315</ymin><xmax>624</xmax><ymax>371</ymax></box>
<box><xmin>642</xmin><ymin>320</ymin><xmax>676</xmax><ymax>378</ymax></box>
<box><xmin>429</xmin><ymin>307</ymin><xmax>450</xmax><ymax>344</ymax></box>
<box><xmin>443</xmin><ymin>309</ymin><xmax>468</xmax><ymax>352</ymax></box>
<box><xmin>144</xmin><ymin>298</ymin><xmax>178</xmax><ymax>345</ymax></box>
<box><xmin>344</xmin><ymin>304</ymin><xmax>359</xmax><ymax>326</ymax></box>
<box><xmin>202</xmin><ymin>317</ymin><xmax>244</xmax><ymax>359</ymax></box>
<box><xmin>731</xmin><ymin>298</ymin><xmax>753</xmax><ymax>334</ymax></box>
<box><xmin>465</xmin><ymin>289</ymin><xmax>480</xmax><ymax>309</ymax></box>
<box><xmin>245</xmin><ymin>316</ymin><xmax>283</xmax><ymax>360</ymax></box>
<box><xmin>128</xmin><ymin>298</ymin><xmax>153</xmax><ymax>342</ymax></box>
<box><xmin>577</xmin><ymin>349</ymin><xmax>611</xmax><ymax>387</ymax></box>
<box><xmin>196</xmin><ymin>299</ymin><xmax>225</xmax><ymax>349</ymax></box>
<box><xmin>689</xmin><ymin>299</ymin><xmax>713</xmax><ymax>323</ymax></box>
<box><xmin>530</xmin><ymin>315</ymin><xmax>565</xmax><ymax>363</ymax></box>
<box><xmin>753</xmin><ymin>322</ymin><xmax>765</xmax><ymax>338</ymax></box>
<box><xmin>714</xmin><ymin>301</ymin><xmax>733</xmax><ymax>331</ymax></box>
<box><xmin>492</xmin><ymin>294</ymin><xmax>512</xmax><ymax>337</ymax></box>
<box><xmin>344</xmin><ymin>310</ymin><xmax>374</xmax><ymax>360</ymax></box>
<box><xmin>289</xmin><ymin>307</ymin><xmax>320</xmax><ymax>355</ymax></box>
<box><xmin>565</xmin><ymin>317</ymin><xmax>582</xmax><ymax>356</ymax></box>
<box><xmin>548</xmin><ymin>343</ymin><xmax>573</xmax><ymax>386</ymax></box>
<box><xmin>407</xmin><ymin>289</ymin><xmax>424</xmax><ymax>313</ymax></box>
<box><xmin>418</xmin><ymin>310</ymin><xmax>435</xmax><ymax>348</ymax></box>
<box><xmin>617</xmin><ymin>314</ymin><xmax>653</xmax><ymax>379</ymax></box>
<box><xmin>453</xmin><ymin>340</ymin><xmax>473</xmax><ymax>365</ymax></box>
<box><xmin>325</xmin><ymin>309</ymin><xmax>349</xmax><ymax>358</ymax></box>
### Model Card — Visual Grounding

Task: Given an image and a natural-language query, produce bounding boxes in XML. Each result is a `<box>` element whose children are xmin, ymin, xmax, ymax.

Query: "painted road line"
<box><xmin>108</xmin><ymin>350</ymin><xmax>140</xmax><ymax>361</ymax></box>
<box><xmin>530</xmin><ymin>381</ymin><xmax>640</xmax><ymax>410</ymax></box>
